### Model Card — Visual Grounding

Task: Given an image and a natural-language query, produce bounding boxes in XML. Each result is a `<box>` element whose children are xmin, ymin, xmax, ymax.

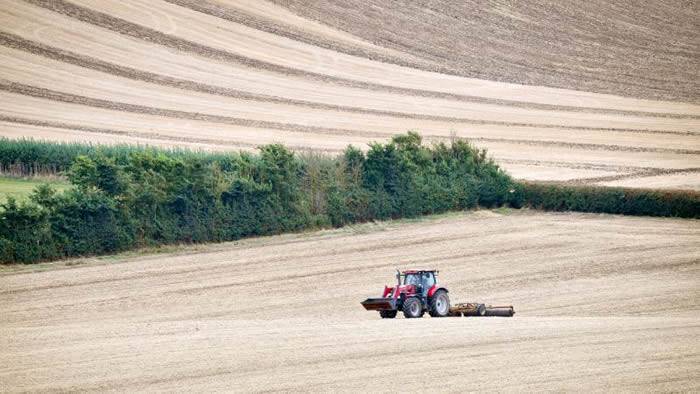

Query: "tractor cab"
<box><xmin>400</xmin><ymin>270</ymin><xmax>437</xmax><ymax>296</ymax></box>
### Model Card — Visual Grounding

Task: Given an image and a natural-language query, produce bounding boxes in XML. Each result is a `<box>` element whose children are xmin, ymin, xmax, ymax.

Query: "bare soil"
<box><xmin>1</xmin><ymin>210</ymin><xmax>699</xmax><ymax>392</ymax></box>
<box><xmin>273</xmin><ymin>0</ymin><xmax>700</xmax><ymax>103</ymax></box>
<box><xmin>0</xmin><ymin>0</ymin><xmax>698</xmax><ymax>188</ymax></box>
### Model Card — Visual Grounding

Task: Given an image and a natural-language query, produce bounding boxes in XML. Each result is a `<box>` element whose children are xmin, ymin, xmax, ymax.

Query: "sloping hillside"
<box><xmin>0</xmin><ymin>0</ymin><xmax>698</xmax><ymax>188</ymax></box>
<box><xmin>2</xmin><ymin>211</ymin><xmax>699</xmax><ymax>391</ymax></box>
<box><xmin>274</xmin><ymin>0</ymin><xmax>700</xmax><ymax>102</ymax></box>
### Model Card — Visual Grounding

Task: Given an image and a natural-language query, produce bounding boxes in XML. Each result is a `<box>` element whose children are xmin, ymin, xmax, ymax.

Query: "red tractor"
<box><xmin>361</xmin><ymin>269</ymin><xmax>450</xmax><ymax>318</ymax></box>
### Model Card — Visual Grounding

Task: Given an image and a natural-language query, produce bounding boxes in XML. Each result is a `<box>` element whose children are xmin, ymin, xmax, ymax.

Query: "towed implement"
<box><xmin>448</xmin><ymin>303</ymin><xmax>515</xmax><ymax>317</ymax></box>
<box><xmin>361</xmin><ymin>270</ymin><xmax>514</xmax><ymax>319</ymax></box>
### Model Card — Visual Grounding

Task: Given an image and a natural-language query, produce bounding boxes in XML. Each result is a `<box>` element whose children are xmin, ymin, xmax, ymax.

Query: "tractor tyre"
<box><xmin>403</xmin><ymin>297</ymin><xmax>423</xmax><ymax>319</ymax></box>
<box><xmin>379</xmin><ymin>310</ymin><xmax>397</xmax><ymax>319</ymax></box>
<box><xmin>429</xmin><ymin>290</ymin><xmax>450</xmax><ymax>317</ymax></box>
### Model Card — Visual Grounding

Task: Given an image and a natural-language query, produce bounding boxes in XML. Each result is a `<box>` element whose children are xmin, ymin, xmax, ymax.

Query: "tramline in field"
<box><xmin>361</xmin><ymin>270</ymin><xmax>514</xmax><ymax>318</ymax></box>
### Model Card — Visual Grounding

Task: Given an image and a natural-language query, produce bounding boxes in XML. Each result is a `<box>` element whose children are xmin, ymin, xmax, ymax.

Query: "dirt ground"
<box><xmin>0</xmin><ymin>0</ymin><xmax>698</xmax><ymax>189</ymax></box>
<box><xmin>2</xmin><ymin>210</ymin><xmax>699</xmax><ymax>392</ymax></box>
<box><xmin>274</xmin><ymin>0</ymin><xmax>700</xmax><ymax>103</ymax></box>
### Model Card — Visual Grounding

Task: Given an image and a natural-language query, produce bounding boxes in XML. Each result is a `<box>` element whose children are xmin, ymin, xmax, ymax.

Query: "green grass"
<box><xmin>0</xmin><ymin>176</ymin><xmax>70</xmax><ymax>203</ymax></box>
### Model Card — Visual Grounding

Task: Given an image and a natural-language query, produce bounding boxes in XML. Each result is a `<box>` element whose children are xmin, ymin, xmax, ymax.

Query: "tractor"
<box><xmin>361</xmin><ymin>269</ymin><xmax>450</xmax><ymax>318</ymax></box>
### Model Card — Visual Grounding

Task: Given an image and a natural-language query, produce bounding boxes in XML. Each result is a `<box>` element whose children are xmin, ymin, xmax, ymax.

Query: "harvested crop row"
<box><xmin>0</xmin><ymin>0</ymin><xmax>697</xmax><ymax>188</ymax></box>
<box><xmin>275</xmin><ymin>0</ymin><xmax>700</xmax><ymax>102</ymax></box>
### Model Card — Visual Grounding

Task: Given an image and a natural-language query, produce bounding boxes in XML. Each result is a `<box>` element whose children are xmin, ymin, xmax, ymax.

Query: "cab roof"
<box><xmin>401</xmin><ymin>269</ymin><xmax>438</xmax><ymax>274</ymax></box>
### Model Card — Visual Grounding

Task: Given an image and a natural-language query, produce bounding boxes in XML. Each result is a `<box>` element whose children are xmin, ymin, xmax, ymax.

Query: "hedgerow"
<box><xmin>2</xmin><ymin>134</ymin><xmax>697</xmax><ymax>264</ymax></box>
<box><xmin>0</xmin><ymin>133</ymin><xmax>515</xmax><ymax>263</ymax></box>
<box><xmin>517</xmin><ymin>182</ymin><xmax>699</xmax><ymax>218</ymax></box>
<box><xmin>0</xmin><ymin>138</ymin><xmax>239</xmax><ymax>176</ymax></box>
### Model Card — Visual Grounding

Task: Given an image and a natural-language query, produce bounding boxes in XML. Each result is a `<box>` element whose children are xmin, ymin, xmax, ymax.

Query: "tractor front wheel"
<box><xmin>379</xmin><ymin>310</ymin><xmax>397</xmax><ymax>319</ymax></box>
<box><xmin>429</xmin><ymin>290</ymin><xmax>450</xmax><ymax>317</ymax></box>
<box><xmin>403</xmin><ymin>297</ymin><xmax>423</xmax><ymax>318</ymax></box>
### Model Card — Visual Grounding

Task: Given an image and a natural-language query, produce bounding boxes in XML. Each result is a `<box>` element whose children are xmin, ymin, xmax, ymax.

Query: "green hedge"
<box><xmin>518</xmin><ymin>182</ymin><xmax>700</xmax><ymax>218</ymax></box>
<box><xmin>0</xmin><ymin>137</ymin><xmax>241</xmax><ymax>176</ymax></box>
<box><xmin>0</xmin><ymin>133</ymin><xmax>516</xmax><ymax>263</ymax></box>
<box><xmin>3</xmin><ymin>134</ymin><xmax>696</xmax><ymax>264</ymax></box>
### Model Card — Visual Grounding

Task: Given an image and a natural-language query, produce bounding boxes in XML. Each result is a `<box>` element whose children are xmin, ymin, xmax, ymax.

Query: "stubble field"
<box><xmin>0</xmin><ymin>0</ymin><xmax>698</xmax><ymax>189</ymax></box>
<box><xmin>2</xmin><ymin>210</ymin><xmax>699</xmax><ymax>392</ymax></box>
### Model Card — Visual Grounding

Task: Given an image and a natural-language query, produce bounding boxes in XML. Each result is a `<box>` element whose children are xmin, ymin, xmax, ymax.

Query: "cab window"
<box><xmin>404</xmin><ymin>273</ymin><xmax>420</xmax><ymax>285</ymax></box>
<box><xmin>423</xmin><ymin>272</ymin><xmax>436</xmax><ymax>288</ymax></box>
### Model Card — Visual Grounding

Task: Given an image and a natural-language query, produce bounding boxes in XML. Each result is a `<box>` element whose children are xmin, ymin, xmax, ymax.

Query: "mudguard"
<box><xmin>427</xmin><ymin>286</ymin><xmax>448</xmax><ymax>298</ymax></box>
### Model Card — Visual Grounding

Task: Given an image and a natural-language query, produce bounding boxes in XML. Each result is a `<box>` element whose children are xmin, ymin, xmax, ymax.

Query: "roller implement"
<box><xmin>361</xmin><ymin>270</ymin><xmax>514</xmax><ymax>319</ymax></box>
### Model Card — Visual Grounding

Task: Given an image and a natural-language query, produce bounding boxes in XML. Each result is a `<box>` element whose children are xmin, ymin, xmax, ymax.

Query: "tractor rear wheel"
<box><xmin>429</xmin><ymin>290</ymin><xmax>450</xmax><ymax>317</ymax></box>
<box><xmin>403</xmin><ymin>297</ymin><xmax>423</xmax><ymax>319</ymax></box>
<box><xmin>379</xmin><ymin>310</ymin><xmax>397</xmax><ymax>319</ymax></box>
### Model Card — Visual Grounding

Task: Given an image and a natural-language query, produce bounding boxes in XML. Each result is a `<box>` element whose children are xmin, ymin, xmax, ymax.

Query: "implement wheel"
<box><xmin>477</xmin><ymin>303</ymin><xmax>486</xmax><ymax>316</ymax></box>
<box><xmin>379</xmin><ymin>310</ymin><xmax>397</xmax><ymax>319</ymax></box>
<box><xmin>429</xmin><ymin>290</ymin><xmax>450</xmax><ymax>317</ymax></box>
<box><xmin>403</xmin><ymin>297</ymin><xmax>423</xmax><ymax>319</ymax></box>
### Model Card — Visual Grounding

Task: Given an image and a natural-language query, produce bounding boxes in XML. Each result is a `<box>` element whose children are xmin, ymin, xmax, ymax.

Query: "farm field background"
<box><xmin>1</xmin><ymin>210</ymin><xmax>699</xmax><ymax>391</ymax></box>
<box><xmin>0</xmin><ymin>0</ymin><xmax>698</xmax><ymax>189</ymax></box>
<box><xmin>0</xmin><ymin>175</ymin><xmax>69</xmax><ymax>203</ymax></box>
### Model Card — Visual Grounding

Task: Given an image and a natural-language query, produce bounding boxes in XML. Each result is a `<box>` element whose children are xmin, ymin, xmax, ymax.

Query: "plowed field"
<box><xmin>0</xmin><ymin>0</ymin><xmax>698</xmax><ymax>189</ymax></box>
<box><xmin>2</xmin><ymin>210</ymin><xmax>699</xmax><ymax>392</ymax></box>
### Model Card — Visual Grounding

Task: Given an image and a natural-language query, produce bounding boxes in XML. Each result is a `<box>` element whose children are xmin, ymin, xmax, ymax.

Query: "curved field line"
<box><xmin>2</xmin><ymin>55</ymin><xmax>697</xmax><ymax>137</ymax></box>
<box><xmin>168</xmin><ymin>0</ymin><xmax>700</xmax><ymax>119</ymax></box>
<box><xmin>0</xmin><ymin>115</ymin><xmax>343</xmax><ymax>153</ymax></box>
<box><xmin>3</xmin><ymin>117</ymin><xmax>682</xmax><ymax>182</ymax></box>
<box><xmin>163</xmin><ymin>0</ymin><xmax>449</xmax><ymax>76</ymax></box>
<box><xmin>204</xmin><ymin>0</ymin><xmax>698</xmax><ymax>97</ymax></box>
<box><xmin>570</xmin><ymin>167</ymin><xmax>700</xmax><ymax>185</ymax></box>
<box><xmin>3</xmin><ymin>81</ymin><xmax>699</xmax><ymax>156</ymax></box>
<box><xmin>5</xmin><ymin>33</ymin><xmax>696</xmax><ymax>131</ymax></box>
<box><xmin>270</xmin><ymin>0</ymin><xmax>700</xmax><ymax>103</ymax></box>
<box><xmin>0</xmin><ymin>80</ymin><xmax>379</xmax><ymax>137</ymax></box>
<box><xmin>23</xmin><ymin>0</ymin><xmax>700</xmax><ymax>119</ymax></box>
<box><xmin>497</xmin><ymin>158</ymin><xmax>678</xmax><ymax>174</ymax></box>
